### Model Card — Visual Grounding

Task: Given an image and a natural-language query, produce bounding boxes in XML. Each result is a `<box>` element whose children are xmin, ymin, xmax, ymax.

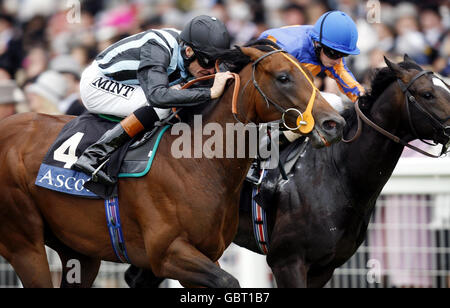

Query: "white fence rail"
<box><xmin>1</xmin><ymin>157</ymin><xmax>449</xmax><ymax>288</ymax></box>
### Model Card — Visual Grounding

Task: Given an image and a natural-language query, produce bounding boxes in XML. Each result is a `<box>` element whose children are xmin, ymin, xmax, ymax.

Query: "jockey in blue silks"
<box><xmin>259</xmin><ymin>11</ymin><xmax>365</xmax><ymax>104</ymax></box>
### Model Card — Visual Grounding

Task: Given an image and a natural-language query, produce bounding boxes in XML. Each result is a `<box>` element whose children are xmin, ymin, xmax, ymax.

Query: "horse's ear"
<box><xmin>384</xmin><ymin>56</ymin><xmax>408</xmax><ymax>81</ymax></box>
<box><xmin>240</xmin><ymin>47</ymin><xmax>265</xmax><ymax>62</ymax></box>
<box><xmin>403</xmin><ymin>54</ymin><xmax>416</xmax><ymax>64</ymax></box>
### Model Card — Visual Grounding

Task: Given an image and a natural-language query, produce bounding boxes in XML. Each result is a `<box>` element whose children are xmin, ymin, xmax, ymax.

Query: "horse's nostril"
<box><xmin>323</xmin><ymin>120</ymin><xmax>338</xmax><ymax>131</ymax></box>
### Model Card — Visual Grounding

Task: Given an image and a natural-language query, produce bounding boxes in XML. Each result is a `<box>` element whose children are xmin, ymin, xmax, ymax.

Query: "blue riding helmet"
<box><xmin>310</xmin><ymin>11</ymin><xmax>360</xmax><ymax>55</ymax></box>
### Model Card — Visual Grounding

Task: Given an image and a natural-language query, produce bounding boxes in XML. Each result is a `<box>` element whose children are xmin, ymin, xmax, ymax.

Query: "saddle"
<box><xmin>35</xmin><ymin>113</ymin><xmax>170</xmax><ymax>199</ymax></box>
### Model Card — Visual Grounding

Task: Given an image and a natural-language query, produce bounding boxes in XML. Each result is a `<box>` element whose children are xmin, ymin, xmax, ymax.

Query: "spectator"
<box><xmin>436</xmin><ymin>32</ymin><xmax>450</xmax><ymax>76</ymax></box>
<box><xmin>0</xmin><ymin>80</ymin><xmax>25</xmax><ymax>120</ymax></box>
<box><xmin>280</xmin><ymin>3</ymin><xmax>307</xmax><ymax>26</ymax></box>
<box><xmin>22</xmin><ymin>15</ymin><xmax>49</xmax><ymax>50</ymax></box>
<box><xmin>24</xmin><ymin>70</ymin><xmax>67</xmax><ymax>115</ymax></box>
<box><xmin>393</xmin><ymin>2</ymin><xmax>429</xmax><ymax>64</ymax></box>
<box><xmin>0</xmin><ymin>13</ymin><xmax>23</xmax><ymax>77</ymax></box>
<box><xmin>373</xmin><ymin>23</ymin><xmax>396</xmax><ymax>53</ymax></box>
<box><xmin>22</xmin><ymin>45</ymin><xmax>49</xmax><ymax>81</ymax></box>
<box><xmin>419</xmin><ymin>5</ymin><xmax>449</xmax><ymax>72</ymax></box>
<box><xmin>226</xmin><ymin>0</ymin><xmax>259</xmax><ymax>45</ymax></box>
<box><xmin>50</xmin><ymin>55</ymin><xmax>86</xmax><ymax>116</ymax></box>
<box><xmin>420</xmin><ymin>5</ymin><xmax>446</xmax><ymax>51</ymax></box>
<box><xmin>0</xmin><ymin>66</ymin><xmax>12</xmax><ymax>80</ymax></box>
<box><xmin>70</xmin><ymin>44</ymin><xmax>96</xmax><ymax>68</ymax></box>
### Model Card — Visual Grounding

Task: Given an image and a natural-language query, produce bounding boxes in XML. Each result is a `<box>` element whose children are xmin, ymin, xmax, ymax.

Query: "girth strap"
<box><xmin>105</xmin><ymin>197</ymin><xmax>130</xmax><ymax>263</ymax></box>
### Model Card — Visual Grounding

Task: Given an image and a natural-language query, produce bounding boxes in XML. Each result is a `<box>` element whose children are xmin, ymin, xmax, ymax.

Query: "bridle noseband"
<box><xmin>398</xmin><ymin>71</ymin><xmax>450</xmax><ymax>151</ymax></box>
<box><xmin>344</xmin><ymin>70</ymin><xmax>450</xmax><ymax>158</ymax></box>
<box><xmin>248</xmin><ymin>49</ymin><xmax>319</xmax><ymax>134</ymax></box>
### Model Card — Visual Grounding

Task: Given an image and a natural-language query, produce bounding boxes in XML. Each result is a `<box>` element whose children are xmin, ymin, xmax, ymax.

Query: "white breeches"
<box><xmin>79</xmin><ymin>61</ymin><xmax>171</xmax><ymax>119</ymax></box>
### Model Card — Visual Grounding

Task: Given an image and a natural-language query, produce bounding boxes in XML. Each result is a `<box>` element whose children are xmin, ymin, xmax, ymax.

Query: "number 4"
<box><xmin>54</xmin><ymin>132</ymin><xmax>85</xmax><ymax>169</ymax></box>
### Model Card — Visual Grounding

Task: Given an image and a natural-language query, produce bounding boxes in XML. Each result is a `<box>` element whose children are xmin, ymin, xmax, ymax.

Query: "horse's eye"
<box><xmin>277</xmin><ymin>74</ymin><xmax>290</xmax><ymax>84</ymax></box>
<box><xmin>422</xmin><ymin>92</ymin><xmax>434</xmax><ymax>100</ymax></box>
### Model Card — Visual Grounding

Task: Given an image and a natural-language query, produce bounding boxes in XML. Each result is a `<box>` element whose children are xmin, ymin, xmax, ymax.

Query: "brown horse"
<box><xmin>0</xmin><ymin>44</ymin><xmax>344</xmax><ymax>288</ymax></box>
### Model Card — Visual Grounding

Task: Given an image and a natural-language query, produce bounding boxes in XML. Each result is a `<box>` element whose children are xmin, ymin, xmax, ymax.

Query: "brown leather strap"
<box><xmin>230</xmin><ymin>73</ymin><xmax>241</xmax><ymax>115</ymax></box>
<box><xmin>172</xmin><ymin>75</ymin><xmax>218</xmax><ymax>118</ymax></box>
<box><xmin>172</xmin><ymin>72</ymin><xmax>241</xmax><ymax>121</ymax></box>
<box><xmin>350</xmin><ymin>100</ymin><xmax>441</xmax><ymax>158</ymax></box>
<box><xmin>120</xmin><ymin>114</ymin><xmax>145</xmax><ymax>138</ymax></box>
<box><xmin>181</xmin><ymin>75</ymin><xmax>216</xmax><ymax>90</ymax></box>
<box><xmin>342</xmin><ymin>108</ymin><xmax>362</xmax><ymax>143</ymax></box>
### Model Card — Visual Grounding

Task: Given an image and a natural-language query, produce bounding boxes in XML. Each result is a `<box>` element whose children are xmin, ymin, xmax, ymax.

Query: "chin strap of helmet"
<box><xmin>180</xmin><ymin>43</ymin><xmax>196</xmax><ymax>72</ymax></box>
<box><xmin>313</xmin><ymin>42</ymin><xmax>322</xmax><ymax>65</ymax></box>
<box><xmin>314</xmin><ymin>11</ymin><xmax>333</xmax><ymax>65</ymax></box>
<box><xmin>319</xmin><ymin>11</ymin><xmax>333</xmax><ymax>45</ymax></box>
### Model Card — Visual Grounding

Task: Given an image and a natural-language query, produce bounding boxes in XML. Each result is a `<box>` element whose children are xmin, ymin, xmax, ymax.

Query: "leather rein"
<box><xmin>343</xmin><ymin>70</ymin><xmax>450</xmax><ymax>158</ymax></box>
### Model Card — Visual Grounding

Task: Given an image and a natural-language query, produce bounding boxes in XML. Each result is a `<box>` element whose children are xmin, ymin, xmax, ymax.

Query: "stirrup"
<box><xmin>246</xmin><ymin>168</ymin><xmax>266</xmax><ymax>186</ymax></box>
<box><xmin>91</xmin><ymin>158</ymin><xmax>110</xmax><ymax>183</ymax></box>
<box><xmin>255</xmin><ymin>168</ymin><xmax>266</xmax><ymax>186</ymax></box>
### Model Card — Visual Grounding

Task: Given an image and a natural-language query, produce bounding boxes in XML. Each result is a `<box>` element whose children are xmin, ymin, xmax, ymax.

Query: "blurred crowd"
<box><xmin>0</xmin><ymin>0</ymin><xmax>448</xmax><ymax>118</ymax></box>
<box><xmin>0</xmin><ymin>0</ymin><xmax>448</xmax><ymax>289</ymax></box>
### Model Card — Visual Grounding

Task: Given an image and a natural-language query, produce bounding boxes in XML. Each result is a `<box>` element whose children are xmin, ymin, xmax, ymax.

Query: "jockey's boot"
<box><xmin>73</xmin><ymin>113</ymin><xmax>147</xmax><ymax>185</ymax></box>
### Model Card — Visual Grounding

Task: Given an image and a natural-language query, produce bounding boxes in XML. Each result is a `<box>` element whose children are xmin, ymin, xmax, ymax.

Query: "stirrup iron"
<box><xmin>91</xmin><ymin>158</ymin><xmax>110</xmax><ymax>182</ymax></box>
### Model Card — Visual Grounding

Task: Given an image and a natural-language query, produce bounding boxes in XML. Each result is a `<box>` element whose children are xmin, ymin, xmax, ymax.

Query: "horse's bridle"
<box><xmin>398</xmin><ymin>71</ymin><xmax>450</xmax><ymax>153</ymax></box>
<box><xmin>242</xmin><ymin>49</ymin><xmax>318</xmax><ymax>134</ymax></box>
<box><xmin>249</xmin><ymin>50</ymin><xmax>306</xmax><ymax>131</ymax></box>
<box><xmin>344</xmin><ymin>70</ymin><xmax>450</xmax><ymax>158</ymax></box>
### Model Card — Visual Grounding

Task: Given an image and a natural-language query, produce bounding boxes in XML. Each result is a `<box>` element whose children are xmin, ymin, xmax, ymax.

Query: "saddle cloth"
<box><xmin>35</xmin><ymin>113</ymin><xmax>170</xmax><ymax>199</ymax></box>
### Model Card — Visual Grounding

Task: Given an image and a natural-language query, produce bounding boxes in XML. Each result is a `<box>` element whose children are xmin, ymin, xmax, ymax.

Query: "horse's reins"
<box><xmin>171</xmin><ymin>67</ymin><xmax>240</xmax><ymax>123</ymax></box>
<box><xmin>343</xmin><ymin>70</ymin><xmax>450</xmax><ymax>158</ymax></box>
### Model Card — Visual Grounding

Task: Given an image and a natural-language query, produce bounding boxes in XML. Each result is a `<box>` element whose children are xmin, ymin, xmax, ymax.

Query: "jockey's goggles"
<box><xmin>321</xmin><ymin>45</ymin><xmax>349</xmax><ymax>60</ymax></box>
<box><xmin>194</xmin><ymin>50</ymin><xmax>216</xmax><ymax>69</ymax></box>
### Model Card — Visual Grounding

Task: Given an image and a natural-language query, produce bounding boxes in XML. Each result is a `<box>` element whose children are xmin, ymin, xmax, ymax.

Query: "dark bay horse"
<box><xmin>233</xmin><ymin>55</ymin><xmax>450</xmax><ymax>288</ymax></box>
<box><xmin>125</xmin><ymin>55</ymin><xmax>450</xmax><ymax>288</ymax></box>
<box><xmin>0</xmin><ymin>45</ymin><xmax>345</xmax><ymax>288</ymax></box>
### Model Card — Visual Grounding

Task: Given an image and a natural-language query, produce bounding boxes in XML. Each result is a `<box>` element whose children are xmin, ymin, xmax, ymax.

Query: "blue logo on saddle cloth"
<box><xmin>36</xmin><ymin>164</ymin><xmax>99</xmax><ymax>198</ymax></box>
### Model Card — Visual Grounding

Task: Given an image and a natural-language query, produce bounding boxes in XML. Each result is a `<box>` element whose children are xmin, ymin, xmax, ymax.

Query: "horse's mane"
<box><xmin>215</xmin><ymin>39</ymin><xmax>282</xmax><ymax>73</ymax></box>
<box><xmin>342</xmin><ymin>60</ymin><xmax>423</xmax><ymax>129</ymax></box>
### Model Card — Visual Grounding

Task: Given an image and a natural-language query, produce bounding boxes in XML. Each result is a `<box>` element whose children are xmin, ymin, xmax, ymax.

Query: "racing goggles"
<box><xmin>194</xmin><ymin>50</ymin><xmax>216</xmax><ymax>69</ymax></box>
<box><xmin>321</xmin><ymin>45</ymin><xmax>349</xmax><ymax>60</ymax></box>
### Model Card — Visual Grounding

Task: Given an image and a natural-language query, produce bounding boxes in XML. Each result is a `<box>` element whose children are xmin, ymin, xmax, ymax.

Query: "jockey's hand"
<box><xmin>211</xmin><ymin>72</ymin><xmax>235</xmax><ymax>99</ymax></box>
<box><xmin>170</xmin><ymin>84</ymin><xmax>182</xmax><ymax>90</ymax></box>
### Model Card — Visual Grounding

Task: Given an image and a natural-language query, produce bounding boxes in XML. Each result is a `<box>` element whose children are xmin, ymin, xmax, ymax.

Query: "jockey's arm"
<box><xmin>137</xmin><ymin>42</ymin><xmax>212</xmax><ymax>108</ymax></box>
<box><xmin>324</xmin><ymin>59</ymin><xmax>365</xmax><ymax>103</ymax></box>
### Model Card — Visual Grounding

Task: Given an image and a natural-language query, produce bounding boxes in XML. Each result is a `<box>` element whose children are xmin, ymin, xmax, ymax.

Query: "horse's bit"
<box><xmin>249</xmin><ymin>49</ymin><xmax>318</xmax><ymax>134</ymax></box>
<box><xmin>344</xmin><ymin>70</ymin><xmax>450</xmax><ymax>158</ymax></box>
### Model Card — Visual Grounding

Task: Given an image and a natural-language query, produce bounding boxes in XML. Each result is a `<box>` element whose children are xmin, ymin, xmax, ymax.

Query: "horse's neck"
<box><xmin>336</xmin><ymin>84</ymin><xmax>407</xmax><ymax>212</ymax></box>
<box><xmin>195</xmin><ymin>67</ymin><xmax>256</xmax><ymax>189</ymax></box>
